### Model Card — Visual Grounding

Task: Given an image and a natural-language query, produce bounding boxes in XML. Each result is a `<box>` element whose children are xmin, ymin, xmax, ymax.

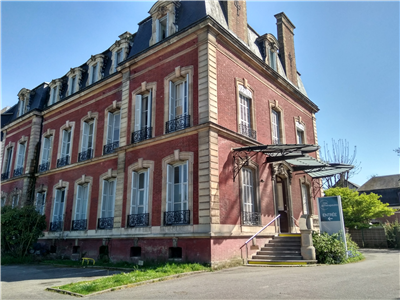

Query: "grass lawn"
<box><xmin>53</xmin><ymin>262</ymin><xmax>211</xmax><ymax>295</ymax></box>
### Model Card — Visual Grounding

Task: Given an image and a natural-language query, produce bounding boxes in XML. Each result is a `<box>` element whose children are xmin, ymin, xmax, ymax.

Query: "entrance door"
<box><xmin>276</xmin><ymin>177</ymin><xmax>289</xmax><ymax>232</ymax></box>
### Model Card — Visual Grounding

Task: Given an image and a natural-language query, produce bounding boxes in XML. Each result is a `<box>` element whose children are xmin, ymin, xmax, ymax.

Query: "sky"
<box><xmin>1</xmin><ymin>1</ymin><xmax>399</xmax><ymax>186</ymax></box>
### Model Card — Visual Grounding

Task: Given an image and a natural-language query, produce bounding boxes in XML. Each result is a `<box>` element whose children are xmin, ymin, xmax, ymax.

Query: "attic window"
<box><xmin>157</xmin><ymin>16</ymin><xmax>168</xmax><ymax>42</ymax></box>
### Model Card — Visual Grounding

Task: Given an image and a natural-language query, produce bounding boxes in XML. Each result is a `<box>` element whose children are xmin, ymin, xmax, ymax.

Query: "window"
<box><xmin>86</xmin><ymin>54</ymin><xmax>105</xmax><ymax>86</ymax></box>
<box><xmin>79</xmin><ymin>121</ymin><xmax>95</xmax><ymax>161</ymax></box>
<box><xmin>128</xmin><ymin>170</ymin><xmax>149</xmax><ymax>227</ymax></box>
<box><xmin>36</xmin><ymin>192</ymin><xmax>46</xmax><ymax>215</ymax></box>
<box><xmin>73</xmin><ymin>184</ymin><xmax>89</xmax><ymax>230</ymax></box>
<box><xmin>114</xmin><ymin>50</ymin><xmax>123</xmax><ymax>73</ymax></box>
<box><xmin>133</xmin><ymin>92</ymin><xmax>152</xmax><ymax>143</ymax></box>
<box><xmin>17</xmin><ymin>88</ymin><xmax>31</xmax><ymax>116</ymax></box>
<box><xmin>11</xmin><ymin>194</ymin><xmax>19</xmax><ymax>208</ymax></box>
<box><xmin>39</xmin><ymin>136</ymin><xmax>52</xmax><ymax>172</ymax></box>
<box><xmin>49</xmin><ymin>86</ymin><xmax>58</xmax><ymax>105</ymax></box>
<box><xmin>269</xmin><ymin>49</ymin><xmax>277</xmax><ymax>71</ymax></box>
<box><xmin>58</xmin><ymin>129</ymin><xmax>71</xmax><ymax>167</ymax></box>
<box><xmin>149</xmin><ymin>2</ymin><xmax>177</xmax><ymax>46</ymax></box>
<box><xmin>166</xmin><ymin>75</ymin><xmax>190</xmax><ymax>133</ymax></box>
<box><xmin>165</xmin><ymin>162</ymin><xmax>189</xmax><ymax>225</ymax></box>
<box><xmin>241</xmin><ymin>168</ymin><xmax>260</xmax><ymax>226</ymax></box>
<box><xmin>18</xmin><ymin>98</ymin><xmax>27</xmax><ymax>116</ymax></box>
<box><xmin>66</xmin><ymin>67</ymin><xmax>84</xmax><ymax>96</ymax></box>
<box><xmin>271</xmin><ymin>110</ymin><xmax>281</xmax><ymax>144</ymax></box>
<box><xmin>99</xmin><ymin>179</ymin><xmax>116</xmax><ymax>229</ymax></box>
<box><xmin>239</xmin><ymin>94</ymin><xmax>256</xmax><ymax>139</ymax></box>
<box><xmin>104</xmin><ymin>111</ymin><xmax>120</xmax><ymax>154</ymax></box>
<box><xmin>1</xmin><ymin>197</ymin><xmax>6</xmax><ymax>207</ymax></box>
<box><xmin>2</xmin><ymin>146</ymin><xmax>13</xmax><ymax>180</ymax></box>
<box><xmin>296</xmin><ymin>121</ymin><xmax>305</xmax><ymax>144</ymax></box>
<box><xmin>69</xmin><ymin>76</ymin><xmax>76</xmax><ymax>95</ymax></box>
<box><xmin>51</xmin><ymin>188</ymin><xmax>65</xmax><ymax>231</ymax></box>
<box><xmin>301</xmin><ymin>183</ymin><xmax>310</xmax><ymax>215</ymax></box>
<box><xmin>14</xmin><ymin>143</ymin><xmax>26</xmax><ymax>177</ymax></box>
<box><xmin>90</xmin><ymin>64</ymin><xmax>98</xmax><ymax>85</ymax></box>
<box><xmin>157</xmin><ymin>16</ymin><xmax>168</xmax><ymax>42</ymax></box>
<box><xmin>130</xmin><ymin>247</ymin><xmax>141</xmax><ymax>257</ymax></box>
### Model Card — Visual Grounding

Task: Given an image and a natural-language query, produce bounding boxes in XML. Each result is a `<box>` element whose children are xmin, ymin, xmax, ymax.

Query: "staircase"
<box><xmin>247</xmin><ymin>233</ymin><xmax>317</xmax><ymax>266</ymax></box>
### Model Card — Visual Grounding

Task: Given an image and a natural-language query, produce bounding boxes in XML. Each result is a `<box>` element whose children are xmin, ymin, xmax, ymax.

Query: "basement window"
<box><xmin>169</xmin><ymin>247</ymin><xmax>182</xmax><ymax>259</ymax></box>
<box><xmin>130</xmin><ymin>247</ymin><xmax>142</xmax><ymax>257</ymax></box>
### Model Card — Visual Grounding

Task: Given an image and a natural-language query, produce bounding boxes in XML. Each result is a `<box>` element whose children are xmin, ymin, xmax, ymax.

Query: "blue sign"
<box><xmin>319</xmin><ymin>197</ymin><xmax>340</xmax><ymax>222</ymax></box>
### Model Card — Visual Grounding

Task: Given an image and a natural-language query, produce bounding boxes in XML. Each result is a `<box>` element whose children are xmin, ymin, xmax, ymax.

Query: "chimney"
<box><xmin>221</xmin><ymin>0</ymin><xmax>248</xmax><ymax>45</ymax></box>
<box><xmin>275</xmin><ymin>12</ymin><xmax>298</xmax><ymax>87</ymax></box>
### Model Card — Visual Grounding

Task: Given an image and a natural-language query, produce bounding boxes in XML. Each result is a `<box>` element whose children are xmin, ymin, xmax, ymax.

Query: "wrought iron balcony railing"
<box><xmin>1</xmin><ymin>172</ymin><xmax>10</xmax><ymax>181</ymax></box>
<box><xmin>57</xmin><ymin>155</ymin><xmax>70</xmax><ymax>168</ymax></box>
<box><xmin>39</xmin><ymin>162</ymin><xmax>50</xmax><ymax>172</ymax></box>
<box><xmin>165</xmin><ymin>114</ymin><xmax>190</xmax><ymax>134</ymax></box>
<box><xmin>78</xmin><ymin>149</ymin><xmax>93</xmax><ymax>162</ymax></box>
<box><xmin>127</xmin><ymin>213</ymin><xmax>149</xmax><ymax>227</ymax></box>
<box><xmin>164</xmin><ymin>210</ymin><xmax>190</xmax><ymax>226</ymax></box>
<box><xmin>103</xmin><ymin>141</ymin><xmax>119</xmax><ymax>155</ymax></box>
<box><xmin>98</xmin><ymin>217</ymin><xmax>114</xmax><ymax>229</ymax></box>
<box><xmin>132</xmin><ymin>127</ymin><xmax>152</xmax><ymax>144</ymax></box>
<box><xmin>71</xmin><ymin>219</ymin><xmax>87</xmax><ymax>231</ymax></box>
<box><xmin>13</xmin><ymin>167</ymin><xmax>23</xmax><ymax>177</ymax></box>
<box><xmin>242</xmin><ymin>211</ymin><xmax>261</xmax><ymax>226</ymax></box>
<box><xmin>239</xmin><ymin>123</ymin><xmax>257</xmax><ymax>140</ymax></box>
<box><xmin>49</xmin><ymin>221</ymin><xmax>63</xmax><ymax>232</ymax></box>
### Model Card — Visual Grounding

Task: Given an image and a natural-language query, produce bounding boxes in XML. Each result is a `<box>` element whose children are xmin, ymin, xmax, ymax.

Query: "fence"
<box><xmin>348</xmin><ymin>227</ymin><xmax>388</xmax><ymax>248</ymax></box>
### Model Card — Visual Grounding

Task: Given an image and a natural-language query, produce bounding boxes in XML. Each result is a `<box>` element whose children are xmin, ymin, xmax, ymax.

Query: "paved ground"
<box><xmin>1</xmin><ymin>249</ymin><xmax>399</xmax><ymax>299</ymax></box>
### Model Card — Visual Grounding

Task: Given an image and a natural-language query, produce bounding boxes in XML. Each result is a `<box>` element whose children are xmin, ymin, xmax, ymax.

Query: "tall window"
<box><xmin>296</xmin><ymin>122</ymin><xmax>305</xmax><ymax>144</ymax></box>
<box><xmin>1</xmin><ymin>197</ymin><xmax>6</xmax><ymax>207</ymax></box>
<box><xmin>14</xmin><ymin>143</ymin><xmax>26</xmax><ymax>176</ymax></box>
<box><xmin>49</xmin><ymin>86</ymin><xmax>58</xmax><ymax>105</ymax></box>
<box><xmin>131</xmin><ymin>170</ymin><xmax>149</xmax><ymax>215</ymax></box>
<box><xmin>114</xmin><ymin>50</ymin><xmax>123</xmax><ymax>72</ymax></box>
<box><xmin>73</xmin><ymin>184</ymin><xmax>89</xmax><ymax>230</ymax></box>
<box><xmin>241</xmin><ymin>168</ymin><xmax>259</xmax><ymax>225</ymax></box>
<box><xmin>40</xmin><ymin>136</ymin><xmax>52</xmax><ymax>172</ymax></box>
<box><xmin>271</xmin><ymin>110</ymin><xmax>281</xmax><ymax>144</ymax></box>
<box><xmin>301</xmin><ymin>183</ymin><xmax>310</xmax><ymax>215</ymax></box>
<box><xmin>90</xmin><ymin>64</ymin><xmax>98</xmax><ymax>85</ymax></box>
<box><xmin>18</xmin><ymin>98</ymin><xmax>27</xmax><ymax>116</ymax></box>
<box><xmin>98</xmin><ymin>180</ymin><xmax>116</xmax><ymax>229</ymax></box>
<box><xmin>104</xmin><ymin>111</ymin><xmax>120</xmax><ymax>154</ymax></box>
<box><xmin>166</xmin><ymin>75</ymin><xmax>189</xmax><ymax>133</ymax></box>
<box><xmin>79</xmin><ymin>121</ymin><xmax>94</xmax><ymax>161</ymax></box>
<box><xmin>58</xmin><ymin>129</ymin><xmax>71</xmax><ymax>167</ymax></box>
<box><xmin>156</xmin><ymin>15</ymin><xmax>168</xmax><ymax>42</ymax></box>
<box><xmin>239</xmin><ymin>94</ymin><xmax>256</xmax><ymax>139</ymax></box>
<box><xmin>2</xmin><ymin>147</ymin><xmax>13</xmax><ymax>180</ymax></box>
<box><xmin>269</xmin><ymin>49</ymin><xmax>277</xmax><ymax>71</ymax></box>
<box><xmin>69</xmin><ymin>76</ymin><xmax>76</xmax><ymax>95</ymax></box>
<box><xmin>11</xmin><ymin>194</ymin><xmax>19</xmax><ymax>208</ymax></box>
<box><xmin>133</xmin><ymin>92</ymin><xmax>152</xmax><ymax>143</ymax></box>
<box><xmin>36</xmin><ymin>192</ymin><xmax>46</xmax><ymax>215</ymax></box>
<box><xmin>51</xmin><ymin>188</ymin><xmax>65</xmax><ymax>231</ymax></box>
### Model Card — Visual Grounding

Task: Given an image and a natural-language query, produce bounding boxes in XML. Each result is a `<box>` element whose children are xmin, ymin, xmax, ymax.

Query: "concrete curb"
<box><xmin>46</xmin><ymin>270</ymin><xmax>208</xmax><ymax>297</ymax></box>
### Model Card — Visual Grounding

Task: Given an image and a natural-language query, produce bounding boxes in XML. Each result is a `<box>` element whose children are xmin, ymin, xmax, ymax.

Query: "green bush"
<box><xmin>1</xmin><ymin>205</ymin><xmax>47</xmax><ymax>259</ymax></box>
<box><xmin>345</xmin><ymin>233</ymin><xmax>364</xmax><ymax>263</ymax></box>
<box><xmin>313</xmin><ymin>232</ymin><xmax>347</xmax><ymax>264</ymax></box>
<box><xmin>382</xmin><ymin>220</ymin><xmax>400</xmax><ymax>248</ymax></box>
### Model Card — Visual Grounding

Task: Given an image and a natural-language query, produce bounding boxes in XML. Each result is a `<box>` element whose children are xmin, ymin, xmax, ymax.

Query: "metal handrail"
<box><xmin>240</xmin><ymin>214</ymin><xmax>280</xmax><ymax>264</ymax></box>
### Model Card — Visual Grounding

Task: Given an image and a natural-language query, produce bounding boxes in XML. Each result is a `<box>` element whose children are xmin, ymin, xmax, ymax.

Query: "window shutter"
<box><xmin>183</xmin><ymin>161</ymin><xmax>188</xmax><ymax>210</ymax></box>
<box><xmin>156</xmin><ymin>19</ymin><xmax>160</xmax><ymax>42</ymax></box>
<box><xmin>42</xmin><ymin>137</ymin><xmax>50</xmax><ymax>164</ymax></box>
<box><xmin>169</xmin><ymin>81</ymin><xmax>175</xmax><ymax>121</ymax></box>
<box><xmin>166</xmin><ymin>164</ymin><xmax>173</xmax><ymax>211</ymax></box>
<box><xmin>108</xmin><ymin>180</ymin><xmax>116</xmax><ymax>217</ymax></box>
<box><xmin>101</xmin><ymin>181</ymin><xmax>108</xmax><ymax>218</ymax></box>
<box><xmin>113</xmin><ymin>113</ymin><xmax>120</xmax><ymax>143</ymax></box>
<box><xmin>271</xmin><ymin>111</ymin><xmax>278</xmax><ymax>144</ymax></box>
<box><xmin>134</xmin><ymin>95</ymin><xmax>142</xmax><ymax>132</ymax></box>
<box><xmin>54</xmin><ymin>190</ymin><xmax>63</xmax><ymax>222</ymax></box>
<box><xmin>17</xmin><ymin>143</ymin><xmax>25</xmax><ymax>169</ymax></box>
<box><xmin>148</xmin><ymin>89</ymin><xmax>152</xmax><ymax>128</ymax></box>
<box><xmin>88</xmin><ymin>121</ymin><xmax>94</xmax><ymax>149</ymax></box>
<box><xmin>62</xmin><ymin>130</ymin><xmax>71</xmax><ymax>157</ymax></box>
<box><xmin>107</xmin><ymin>112</ymin><xmax>114</xmax><ymax>144</ymax></box>
<box><xmin>82</xmin><ymin>122</ymin><xmax>89</xmax><ymax>152</ymax></box>
<box><xmin>131</xmin><ymin>172</ymin><xmax>138</xmax><ymax>214</ymax></box>
<box><xmin>82</xmin><ymin>184</ymin><xmax>89</xmax><ymax>220</ymax></box>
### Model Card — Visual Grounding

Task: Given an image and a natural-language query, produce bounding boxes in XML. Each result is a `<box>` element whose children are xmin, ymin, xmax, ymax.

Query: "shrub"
<box><xmin>345</xmin><ymin>233</ymin><xmax>364</xmax><ymax>263</ymax></box>
<box><xmin>313</xmin><ymin>232</ymin><xmax>347</xmax><ymax>264</ymax></box>
<box><xmin>382</xmin><ymin>220</ymin><xmax>400</xmax><ymax>248</ymax></box>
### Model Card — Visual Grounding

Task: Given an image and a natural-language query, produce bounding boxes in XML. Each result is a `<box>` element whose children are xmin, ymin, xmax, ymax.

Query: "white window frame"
<box><xmin>18</xmin><ymin>98</ymin><xmax>26</xmax><ymax>116</ymax></box>
<box><xmin>61</xmin><ymin>129</ymin><xmax>72</xmax><ymax>159</ymax></box>
<box><xmin>74</xmin><ymin>183</ymin><xmax>89</xmax><ymax>221</ymax></box>
<box><xmin>156</xmin><ymin>15</ymin><xmax>169</xmax><ymax>42</ymax></box>
<box><xmin>295</xmin><ymin>120</ymin><xmax>306</xmax><ymax>144</ymax></box>
<box><xmin>166</xmin><ymin>161</ymin><xmax>189</xmax><ymax>212</ymax></box>
<box><xmin>81</xmin><ymin>120</ymin><xmax>95</xmax><ymax>154</ymax></box>
<box><xmin>168</xmin><ymin>75</ymin><xmax>188</xmax><ymax>121</ymax></box>
<box><xmin>101</xmin><ymin>179</ymin><xmax>116</xmax><ymax>218</ymax></box>
<box><xmin>41</xmin><ymin>136</ymin><xmax>52</xmax><ymax>165</ymax></box>
<box><xmin>241</xmin><ymin>167</ymin><xmax>255</xmax><ymax>215</ymax></box>
<box><xmin>15</xmin><ymin>142</ymin><xmax>26</xmax><ymax>172</ymax></box>
<box><xmin>134</xmin><ymin>91</ymin><xmax>152</xmax><ymax>132</ymax></box>
<box><xmin>106</xmin><ymin>111</ymin><xmax>120</xmax><ymax>145</ymax></box>
<box><xmin>130</xmin><ymin>170</ymin><xmax>149</xmax><ymax>215</ymax></box>
<box><xmin>1</xmin><ymin>197</ymin><xmax>6</xmax><ymax>207</ymax></box>
<box><xmin>3</xmin><ymin>146</ymin><xmax>13</xmax><ymax>175</ymax></box>
<box><xmin>272</xmin><ymin>110</ymin><xmax>281</xmax><ymax>144</ymax></box>
<box><xmin>69</xmin><ymin>76</ymin><xmax>76</xmax><ymax>95</ymax></box>
<box><xmin>52</xmin><ymin>188</ymin><xmax>66</xmax><ymax>222</ymax></box>
<box><xmin>36</xmin><ymin>191</ymin><xmax>46</xmax><ymax>215</ymax></box>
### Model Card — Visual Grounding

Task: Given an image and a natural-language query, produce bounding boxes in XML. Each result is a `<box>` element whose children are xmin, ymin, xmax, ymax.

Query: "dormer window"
<box><xmin>110</xmin><ymin>32</ymin><xmax>132</xmax><ymax>74</ymax></box>
<box><xmin>86</xmin><ymin>54</ymin><xmax>105</xmax><ymax>86</ymax></box>
<box><xmin>17</xmin><ymin>88</ymin><xmax>31</xmax><ymax>116</ymax></box>
<box><xmin>70</xmin><ymin>76</ymin><xmax>76</xmax><ymax>94</ymax></box>
<box><xmin>66</xmin><ymin>67</ymin><xmax>84</xmax><ymax>96</ymax></box>
<box><xmin>149</xmin><ymin>1</ymin><xmax>177</xmax><ymax>46</ymax></box>
<box><xmin>48</xmin><ymin>79</ymin><xmax>63</xmax><ymax>106</ymax></box>
<box><xmin>257</xmin><ymin>34</ymin><xmax>280</xmax><ymax>72</ymax></box>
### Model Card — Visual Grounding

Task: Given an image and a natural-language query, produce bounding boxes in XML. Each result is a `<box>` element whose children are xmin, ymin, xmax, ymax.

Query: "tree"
<box><xmin>321</xmin><ymin>139</ymin><xmax>362</xmax><ymax>189</ymax></box>
<box><xmin>1</xmin><ymin>205</ymin><xmax>47</xmax><ymax>258</ymax></box>
<box><xmin>324</xmin><ymin>187</ymin><xmax>396</xmax><ymax>229</ymax></box>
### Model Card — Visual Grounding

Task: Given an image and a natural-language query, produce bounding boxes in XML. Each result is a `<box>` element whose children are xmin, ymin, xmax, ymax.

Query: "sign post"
<box><xmin>317</xmin><ymin>196</ymin><xmax>348</xmax><ymax>257</ymax></box>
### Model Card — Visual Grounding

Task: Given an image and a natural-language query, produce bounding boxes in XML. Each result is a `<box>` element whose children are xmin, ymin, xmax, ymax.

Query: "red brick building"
<box><xmin>1</xmin><ymin>1</ymin><xmax>341</xmax><ymax>266</ymax></box>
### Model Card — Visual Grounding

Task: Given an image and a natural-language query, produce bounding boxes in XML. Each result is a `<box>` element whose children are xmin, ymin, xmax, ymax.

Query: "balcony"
<box><xmin>13</xmin><ymin>167</ymin><xmax>23</xmax><ymax>177</ymax></box>
<box><xmin>71</xmin><ymin>219</ymin><xmax>87</xmax><ymax>231</ymax></box>
<box><xmin>98</xmin><ymin>217</ymin><xmax>114</xmax><ymax>230</ymax></box>
<box><xmin>164</xmin><ymin>210</ymin><xmax>190</xmax><ymax>226</ymax></box>
<box><xmin>39</xmin><ymin>162</ymin><xmax>50</xmax><ymax>172</ymax></box>
<box><xmin>127</xmin><ymin>213</ymin><xmax>149</xmax><ymax>227</ymax></box>
<box><xmin>242</xmin><ymin>211</ymin><xmax>261</xmax><ymax>226</ymax></box>
<box><xmin>78</xmin><ymin>149</ymin><xmax>93</xmax><ymax>162</ymax></box>
<box><xmin>239</xmin><ymin>123</ymin><xmax>257</xmax><ymax>140</ymax></box>
<box><xmin>165</xmin><ymin>114</ymin><xmax>190</xmax><ymax>134</ymax></box>
<box><xmin>49</xmin><ymin>221</ymin><xmax>63</xmax><ymax>232</ymax></box>
<box><xmin>103</xmin><ymin>141</ymin><xmax>119</xmax><ymax>155</ymax></box>
<box><xmin>131</xmin><ymin>127</ymin><xmax>152</xmax><ymax>144</ymax></box>
<box><xmin>57</xmin><ymin>155</ymin><xmax>70</xmax><ymax>168</ymax></box>
<box><xmin>1</xmin><ymin>172</ymin><xmax>10</xmax><ymax>181</ymax></box>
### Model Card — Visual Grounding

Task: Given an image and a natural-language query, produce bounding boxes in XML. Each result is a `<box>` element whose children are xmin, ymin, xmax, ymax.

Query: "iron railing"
<box><xmin>132</xmin><ymin>127</ymin><xmax>152</xmax><ymax>144</ymax></box>
<box><xmin>98</xmin><ymin>217</ymin><xmax>114</xmax><ymax>229</ymax></box>
<box><xmin>57</xmin><ymin>155</ymin><xmax>70</xmax><ymax>168</ymax></box>
<box><xmin>1</xmin><ymin>172</ymin><xmax>10</xmax><ymax>181</ymax></box>
<box><xmin>72</xmin><ymin>219</ymin><xmax>87</xmax><ymax>231</ymax></box>
<box><xmin>13</xmin><ymin>167</ymin><xmax>23</xmax><ymax>177</ymax></box>
<box><xmin>127</xmin><ymin>213</ymin><xmax>149</xmax><ymax>227</ymax></box>
<box><xmin>165</xmin><ymin>114</ymin><xmax>190</xmax><ymax>134</ymax></box>
<box><xmin>242</xmin><ymin>211</ymin><xmax>261</xmax><ymax>226</ymax></box>
<box><xmin>103</xmin><ymin>141</ymin><xmax>119</xmax><ymax>155</ymax></box>
<box><xmin>239</xmin><ymin>214</ymin><xmax>280</xmax><ymax>264</ymax></box>
<box><xmin>49</xmin><ymin>221</ymin><xmax>63</xmax><ymax>232</ymax></box>
<box><xmin>164</xmin><ymin>210</ymin><xmax>190</xmax><ymax>226</ymax></box>
<box><xmin>78</xmin><ymin>149</ymin><xmax>93</xmax><ymax>162</ymax></box>
<box><xmin>239</xmin><ymin>123</ymin><xmax>257</xmax><ymax>140</ymax></box>
<box><xmin>39</xmin><ymin>162</ymin><xmax>50</xmax><ymax>172</ymax></box>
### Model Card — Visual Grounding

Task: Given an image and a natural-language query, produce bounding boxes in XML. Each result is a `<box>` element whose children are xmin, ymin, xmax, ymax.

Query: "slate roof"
<box><xmin>358</xmin><ymin>174</ymin><xmax>400</xmax><ymax>207</ymax></box>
